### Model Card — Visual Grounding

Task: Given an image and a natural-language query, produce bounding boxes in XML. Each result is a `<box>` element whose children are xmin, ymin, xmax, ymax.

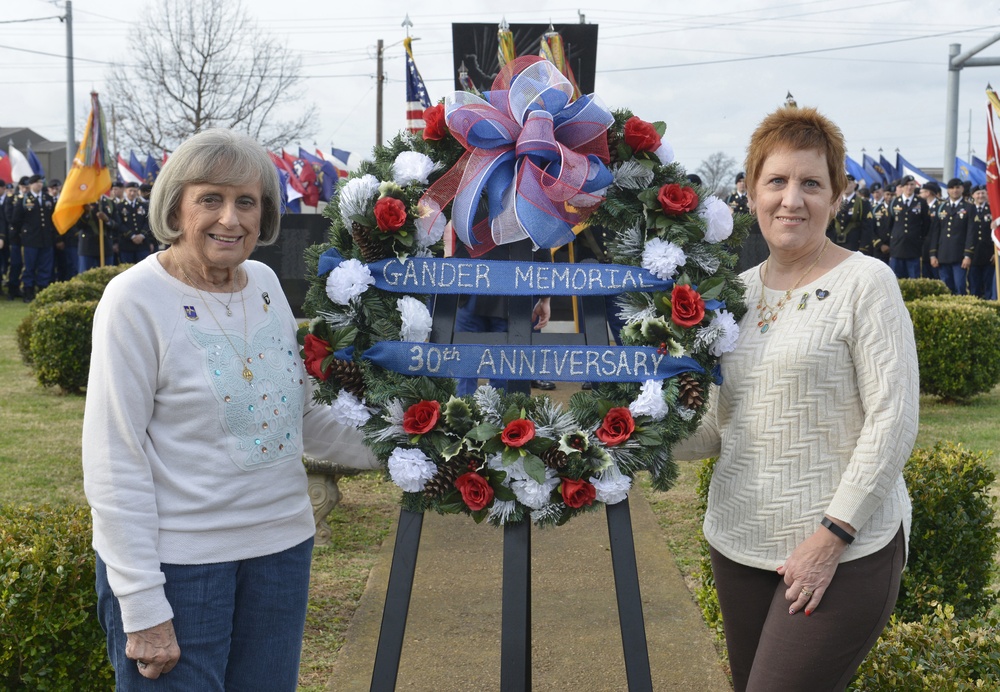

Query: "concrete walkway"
<box><xmin>327</xmin><ymin>484</ymin><xmax>731</xmax><ymax>691</ymax></box>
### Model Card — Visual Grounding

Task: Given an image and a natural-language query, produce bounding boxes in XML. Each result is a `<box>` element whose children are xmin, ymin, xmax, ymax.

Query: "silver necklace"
<box><xmin>178</xmin><ymin>263</ymin><xmax>253</xmax><ymax>382</ymax></box>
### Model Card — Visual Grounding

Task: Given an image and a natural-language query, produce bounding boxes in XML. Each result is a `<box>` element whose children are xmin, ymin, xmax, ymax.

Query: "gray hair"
<box><xmin>148</xmin><ymin>129</ymin><xmax>282</xmax><ymax>246</ymax></box>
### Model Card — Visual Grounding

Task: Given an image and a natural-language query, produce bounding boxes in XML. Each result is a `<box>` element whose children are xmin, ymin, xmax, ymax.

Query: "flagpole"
<box><xmin>99</xmin><ymin>217</ymin><xmax>106</xmax><ymax>268</ymax></box>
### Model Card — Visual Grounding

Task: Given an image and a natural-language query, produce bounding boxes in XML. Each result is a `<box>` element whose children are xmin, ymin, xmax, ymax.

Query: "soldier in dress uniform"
<box><xmin>47</xmin><ymin>178</ymin><xmax>77</xmax><ymax>282</ymax></box>
<box><xmin>888</xmin><ymin>175</ymin><xmax>929</xmax><ymax>279</ymax></box>
<box><xmin>919</xmin><ymin>181</ymin><xmax>942</xmax><ymax>279</ymax></box>
<box><xmin>10</xmin><ymin>174</ymin><xmax>56</xmax><ymax>302</ymax></box>
<box><xmin>115</xmin><ymin>181</ymin><xmax>152</xmax><ymax>264</ymax></box>
<box><xmin>967</xmin><ymin>185</ymin><xmax>996</xmax><ymax>299</ymax></box>
<box><xmin>726</xmin><ymin>172</ymin><xmax>750</xmax><ymax>215</ymax></box>
<box><xmin>929</xmin><ymin>178</ymin><xmax>975</xmax><ymax>294</ymax></box>
<box><xmin>827</xmin><ymin>173</ymin><xmax>873</xmax><ymax>252</ymax></box>
<box><xmin>4</xmin><ymin>176</ymin><xmax>28</xmax><ymax>299</ymax></box>
<box><xmin>76</xmin><ymin>201</ymin><xmax>117</xmax><ymax>272</ymax></box>
<box><xmin>0</xmin><ymin>180</ymin><xmax>9</xmax><ymax>290</ymax></box>
<box><xmin>869</xmin><ymin>183</ymin><xmax>891</xmax><ymax>263</ymax></box>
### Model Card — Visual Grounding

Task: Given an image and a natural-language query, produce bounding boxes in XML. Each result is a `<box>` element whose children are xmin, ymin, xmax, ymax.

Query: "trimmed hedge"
<box><xmin>898</xmin><ymin>442</ymin><xmax>999</xmax><ymax>620</ymax></box>
<box><xmin>17</xmin><ymin>264</ymin><xmax>131</xmax><ymax>392</ymax></box>
<box><xmin>907</xmin><ymin>297</ymin><xmax>1000</xmax><ymax>401</ymax></box>
<box><xmin>897</xmin><ymin>277</ymin><xmax>950</xmax><ymax>302</ymax></box>
<box><xmin>29</xmin><ymin>301</ymin><xmax>98</xmax><ymax>394</ymax></box>
<box><xmin>0</xmin><ymin>504</ymin><xmax>113</xmax><ymax>690</ymax></box>
<box><xmin>851</xmin><ymin>604</ymin><xmax>1000</xmax><ymax>691</ymax></box>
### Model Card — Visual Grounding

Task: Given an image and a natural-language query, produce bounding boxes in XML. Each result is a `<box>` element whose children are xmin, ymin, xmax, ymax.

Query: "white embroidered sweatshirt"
<box><xmin>83</xmin><ymin>255</ymin><xmax>379</xmax><ymax>632</ymax></box>
<box><xmin>674</xmin><ymin>254</ymin><xmax>918</xmax><ymax>569</ymax></box>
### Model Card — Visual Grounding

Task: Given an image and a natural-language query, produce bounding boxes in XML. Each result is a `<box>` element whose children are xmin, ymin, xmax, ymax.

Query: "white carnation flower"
<box><xmin>629</xmin><ymin>379</ymin><xmax>670</xmax><ymax>421</ymax></box>
<box><xmin>590</xmin><ymin>465</ymin><xmax>632</xmax><ymax>505</ymax></box>
<box><xmin>654</xmin><ymin>140</ymin><xmax>675</xmax><ymax>165</ymax></box>
<box><xmin>326</xmin><ymin>259</ymin><xmax>375</xmax><ymax>305</ymax></box>
<box><xmin>387</xmin><ymin>447</ymin><xmax>436</xmax><ymax>493</ymax></box>
<box><xmin>338</xmin><ymin>174</ymin><xmax>380</xmax><ymax>228</ymax></box>
<box><xmin>695</xmin><ymin>309</ymin><xmax>740</xmax><ymax>357</ymax></box>
<box><xmin>415</xmin><ymin>204</ymin><xmax>446</xmax><ymax>248</ymax></box>
<box><xmin>330</xmin><ymin>390</ymin><xmax>372</xmax><ymax>428</ymax></box>
<box><xmin>641</xmin><ymin>237</ymin><xmax>687</xmax><ymax>280</ymax></box>
<box><xmin>392</xmin><ymin>151</ymin><xmax>439</xmax><ymax>187</ymax></box>
<box><xmin>699</xmin><ymin>196</ymin><xmax>734</xmax><ymax>243</ymax></box>
<box><xmin>511</xmin><ymin>474</ymin><xmax>560</xmax><ymax>510</ymax></box>
<box><xmin>397</xmin><ymin>295</ymin><xmax>433</xmax><ymax>342</ymax></box>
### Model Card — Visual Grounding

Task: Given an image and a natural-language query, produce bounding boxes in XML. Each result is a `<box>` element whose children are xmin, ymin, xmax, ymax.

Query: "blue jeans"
<box><xmin>889</xmin><ymin>257</ymin><xmax>921</xmax><ymax>280</ymax></box>
<box><xmin>96</xmin><ymin>537</ymin><xmax>313</xmax><ymax>691</ymax></box>
<box><xmin>455</xmin><ymin>295</ymin><xmax>508</xmax><ymax>396</ymax></box>
<box><xmin>937</xmin><ymin>262</ymin><xmax>968</xmax><ymax>295</ymax></box>
<box><xmin>119</xmin><ymin>247</ymin><xmax>150</xmax><ymax>264</ymax></box>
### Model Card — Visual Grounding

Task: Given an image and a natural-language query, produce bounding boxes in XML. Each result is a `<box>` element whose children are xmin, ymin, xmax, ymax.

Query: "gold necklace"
<box><xmin>178</xmin><ymin>263</ymin><xmax>254</xmax><ymax>382</ymax></box>
<box><xmin>756</xmin><ymin>240</ymin><xmax>829</xmax><ymax>334</ymax></box>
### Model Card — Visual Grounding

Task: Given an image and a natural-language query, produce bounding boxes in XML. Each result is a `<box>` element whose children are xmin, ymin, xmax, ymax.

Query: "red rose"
<box><xmin>374</xmin><ymin>196</ymin><xmax>408</xmax><ymax>232</ymax></box>
<box><xmin>595</xmin><ymin>407</ymin><xmax>635</xmax><ymax>446</ymax></box>
<box><xmin>623</xmin><ymin>116</ymin><xmax>661</xmax><ymax>153</ymax></box>
<box><xmin>657</xmin><ymin>183</ymin><xmax>699</xmax><ymax>215</ymax></box>
<box><xmin>455</xmin><ymin>472</ymin><xmax>494</xmax><ymax>511</ymax></box>
<box><xmin>561</xmin><ymin>478</ymin><xmax>597</xmax><ymax>509</ymax></box>
<box><xmin>501</xmin><ymin>419</ymin><xmax>535</xmax><ymax>448</ymax></box>
<box><xmin>402</xmin><ymin>400</ymin><xmax>440</xmax><ymax>435</ymax></box>
<box><xmin>671</xmin><ymin>284</ymin><xmax>706</xmax><ymax>328</ymax></box>
<box><xmin>422</xmin><ymin>104</ymin><xmax>447</xmax><ymax>141</ymax></box>
<box><xmin>303</xmin><ymin>334</ymin><xmax>332</xmax><ymax>381</ymax></box>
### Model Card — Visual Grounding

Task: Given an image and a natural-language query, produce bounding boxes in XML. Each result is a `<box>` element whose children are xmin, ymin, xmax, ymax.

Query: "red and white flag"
<box><xmin>986</xmin><ymin>87</ymin><xmax>1000</xmax><ymax>250</ymax></box>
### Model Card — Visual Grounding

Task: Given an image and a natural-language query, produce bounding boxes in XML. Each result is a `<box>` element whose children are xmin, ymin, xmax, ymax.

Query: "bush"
<box><xmin>0</xmin><ymin>504</ymin><xmax>113</xmax><ymax>690</ymax></box>
<box><xmin>28</xmin><ymin>301</ymin><xmax>98</xmax><ymax>394</ymax></box>
<box><xmin>916</xmin><ymin>293</ymin><xmax>1000</xmax><ymax>319</ymax></box>
<box><xmin>693</xmin><ymin>457</ymin><xmax>724</xmax><ymax>642</ymax></box>
<box><xmin>70</xmin><ymin>263</ymin><xmax>132</xmax><ymax>286</ymax></box>
<box><xmin>15</xmin><ymin>311</ymin><xmax>35</xmax><ymax>366</ymax></box>
<box><xmin>907</xmin><ymin>297</ymin><xmax>1000</xmax><ymax>401</ymax></box>
<box><xmin>850</xmin><ymin>604</ymin><xmax>1000</xmax><ymax>691</ymax></box>
<box><xmin>898</xmin><ymin>277</ymin><xmax>950</xmax><ymax>302</ymax></box>
<box><xmin>898</xmin><ymin>442</ymin><xmax>999</xmax><ymax>620</ymax></box>
<box><xmin>31</xmin><ymin>280</ymin><xmax>104</xmax><ymax>310</ymax></box>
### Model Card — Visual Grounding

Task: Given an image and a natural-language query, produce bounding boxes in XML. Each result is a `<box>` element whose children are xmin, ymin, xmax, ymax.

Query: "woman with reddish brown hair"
<box><xmin>675</xmin><ymin>106</ymin><xmax>918</xmax><ymax>691</ymax></box>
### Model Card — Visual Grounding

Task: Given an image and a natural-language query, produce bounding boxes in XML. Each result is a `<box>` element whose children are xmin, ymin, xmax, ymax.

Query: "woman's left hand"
<box><xmin>777</xmin><ymin>523</ymin><xmax>851</xmax><ymax>615</ymax></box>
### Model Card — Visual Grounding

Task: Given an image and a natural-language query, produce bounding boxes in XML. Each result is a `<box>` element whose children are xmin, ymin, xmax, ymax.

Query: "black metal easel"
<box><xmin>369</xmin><ymin>243</ymin><xmax>653</xmax><ymax>691</ymax></box>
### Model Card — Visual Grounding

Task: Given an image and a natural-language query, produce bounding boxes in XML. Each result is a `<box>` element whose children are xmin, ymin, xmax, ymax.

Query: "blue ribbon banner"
<box><xmin>318</xmin><ymin>248</ymin><xmax>723</xmax><ymax>300</ymax></box>
<box><xmin>349</xmin><ymin>341</ymin><xmax>705</xmax><ymax>383</ymax></box>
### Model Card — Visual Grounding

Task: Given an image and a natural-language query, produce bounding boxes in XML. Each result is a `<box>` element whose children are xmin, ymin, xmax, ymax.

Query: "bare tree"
<box><xmin>695</xmin><ymin>152</ymin><xmax>739</xmax><ymax>196</ymax></box>
<box><xmin>107</xmin><ymin>0</ymin><xmax>316</xmax><ymax>152</ymax></box>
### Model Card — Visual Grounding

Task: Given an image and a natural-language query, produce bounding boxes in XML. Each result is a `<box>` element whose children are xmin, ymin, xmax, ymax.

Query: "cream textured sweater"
<box><xmin>674</xmin><ymin>253</ymin><xmax>917</xmax><ymax>569</ymax></box>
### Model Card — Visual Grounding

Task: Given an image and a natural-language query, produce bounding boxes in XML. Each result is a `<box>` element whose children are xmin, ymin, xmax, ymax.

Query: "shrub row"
<box><xmin>17</xmin><ymin>264</ymin><xmax>131</xmax><ymax>393</ymax></box>
<box><xmin>694</xmin><ymin>442</ymin><xmax>999</xmax><ymax>685</ymax></box>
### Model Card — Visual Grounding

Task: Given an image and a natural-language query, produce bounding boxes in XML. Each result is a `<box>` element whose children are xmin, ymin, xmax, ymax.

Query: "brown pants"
<box><xmin>710</xmin><ymin>526</ymin><xmax>904</xmax><ymax>692</ymax></box>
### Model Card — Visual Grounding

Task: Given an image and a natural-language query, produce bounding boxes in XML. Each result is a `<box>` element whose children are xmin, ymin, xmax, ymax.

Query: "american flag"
<box><xmin>404</xmin><ymin>37</ymin><xmax>431</xmax><ymax>133</ymax></box>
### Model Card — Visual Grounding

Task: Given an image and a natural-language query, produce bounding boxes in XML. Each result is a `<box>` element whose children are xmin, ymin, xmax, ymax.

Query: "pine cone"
<box><xmin>330</xmin><ymin>358</ymin><xmax>365</xmax><ymax>399</ymax></box>
<box><xmin>677</xmin><ymin>373</ymin><xmax>704</xmax><ymax>410</ymax></box>
<box><xmin>423</xmin><ymin>451</ymin><xmax>480</xmax><ymax>499</ymax></box>
<box><xmin>351</xmin><ymin>222</ymin><xmax>387</xmax><ymax>264</ymax></box>
<box><xmin>541</xmin><ymin>444</ymin><xmax>568</xmax><ymax>471</ymax></box>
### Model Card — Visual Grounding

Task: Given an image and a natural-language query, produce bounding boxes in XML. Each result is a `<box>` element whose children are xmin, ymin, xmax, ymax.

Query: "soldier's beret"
<box><xmin>946</xmin><ymin>178</ymin><xmax>964</xmax><ymax>188</ymax></box>
<box><xmin>870</xmin><ymin>182</ymin><xmax>882</xmax><ymax>191</ymax></box>
<box><xmin>735</xmin><ymin>171</ymin><xmax>746</xmax><ymax>182</ymax></box>
<box><xmin>47</xmin><ymin>179</ymin><xmax>61</xmax><ymax>187</ymax></box>
<box><xmin>125</xmin><ymin>182</ymin><xmax>140</xmax><ymax>189</ymax></box>
<box><xmin>28</xmin><ymin>174</ymin><xmax>42</xmax><ymax>184</ymax></box>
<box><xmin>921</xmin><ymin>181</ymin><xmax>940</xmax><ymax>195</ymax></box>
<box><xmin>900</xmin><ymin>174</ymin><xmax>915</xmax><ymax>184</ymax></box>
<box><xmin>18</xmin><ymin>176</ymin><xmax>30</xmax><ymax>186</ymax></box>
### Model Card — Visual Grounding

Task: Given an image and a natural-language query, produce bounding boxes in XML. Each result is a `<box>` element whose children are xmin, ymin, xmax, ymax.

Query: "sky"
<box><xmin>3</xmin><ymin>0</ymin><xmax>999</xmax><ymax>180</ymax></box>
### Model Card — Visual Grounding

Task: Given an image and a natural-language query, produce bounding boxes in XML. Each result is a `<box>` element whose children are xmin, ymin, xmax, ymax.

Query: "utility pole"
<box><xmin>63</xmin><ymin>0</ymin><xmax>75</xmax><ymax>172</ymax></box>
<box><xmin>376</xmin><ymin>39</ymin><xmax>384</xmax><ymax>149</ymax></box>
<box><xmin>944</xmin><ymin>33</ymin><xmax>1000</xmax><ymax>176</ymax></box>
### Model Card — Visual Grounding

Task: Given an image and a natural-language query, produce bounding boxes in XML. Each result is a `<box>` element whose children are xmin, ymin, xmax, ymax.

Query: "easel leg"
<box><xmin>370</xmin><ymin>509</ymin><xmax>423</xmax><ymax>692</ymax></box>
<box><xmin>501</xmin><ymin>520</ymin><xmax>531</xmax><ymax>691</ymax></box>
<box><xmin>606</xmin><ymin>499</ymin><xmax>653</xmax><ymax>691</ymax></box>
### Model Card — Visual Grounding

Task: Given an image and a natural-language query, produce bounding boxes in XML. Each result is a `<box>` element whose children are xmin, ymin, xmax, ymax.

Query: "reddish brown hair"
<box><xmin>744</xmin><ymin>106</ymin><xmax>847</xmax><ymax>204</ymax></box>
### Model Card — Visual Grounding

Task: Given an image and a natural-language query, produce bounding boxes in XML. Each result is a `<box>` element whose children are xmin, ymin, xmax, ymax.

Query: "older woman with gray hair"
<box><xmin>83</xmin><ymin>128</ymin><xmax>378</xmax><ymax>690</ymax></box>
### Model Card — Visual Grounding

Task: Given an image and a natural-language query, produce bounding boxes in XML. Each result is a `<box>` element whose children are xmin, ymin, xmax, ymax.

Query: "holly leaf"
<box><xmin>522</xmin><ymin>454</ymin><xmax>547</xmax><ymax>484</ymax></box>
<box><xmin>467</xmin><ymin>423</ymin><xmax>502</xmax><ymax>442</ymax></box>
<box><xmin>697</xmin><ymin>277</ymin><xmax>725</xmax><ymax>301</ymax></box>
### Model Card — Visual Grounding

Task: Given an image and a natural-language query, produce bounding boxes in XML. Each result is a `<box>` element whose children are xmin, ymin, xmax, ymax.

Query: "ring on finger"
<box><xmin>801</xmin><ymin>589</ymin><xmax>813</xmax><ymax>599</ymax></box>
<box><xmin>137</xmin><ymin>660</ymin><xmax>148</xmax><ymax>670</ymax></box>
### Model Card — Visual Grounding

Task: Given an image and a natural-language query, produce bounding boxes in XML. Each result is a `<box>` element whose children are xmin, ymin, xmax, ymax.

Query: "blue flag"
<box><xmin>955</xmin><ymin>157</ymin><xmax>986</xmax><ymax>186</ymax></box>
<box><xmin>298</xmin><ymin>148</ymin><xmax>337</xmax><ymax>202</ymax></box>
<box><xmin>863</xmin><ymin>154</ymin><xmax>887</xmax><ymax>185</ymax></box>
<box><xmin>129</xmin><ymin>151</ymin><xmax>146</xmax><ymax>181</ymax></box>
<box><xmin>845</xmin><ymin>156</ymin><xmax>869</xmax><ymax>185</ymax></box>
<box><xmin>896</xmin><ymin>154</ymin><xmax>936</xmax><ymax>186</ymax></box>
<box><xmin>144</xmin><ymin>155</ymin><xmax>160</xmax><ymax>183</ymax></box>
<box><xmin>972</xmin><ymin>155</ymin><xmax>987</xmax><ymax>173</ymax></box>
<box><xmin>879</xmin><ymin>154</ymin><xmax>897</xmax><ymax>182</ymax></box>
<box><xmin>27</xmin><ymin>146</ymin><xmax>44</xmax><ymax>176</ymax></box>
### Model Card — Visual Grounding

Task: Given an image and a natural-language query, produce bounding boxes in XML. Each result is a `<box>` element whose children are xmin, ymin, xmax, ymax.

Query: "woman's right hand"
<box><xmin>126</xmin><ymin>619</ymin><xmax>180</xmax><ymax>679</ymax></box>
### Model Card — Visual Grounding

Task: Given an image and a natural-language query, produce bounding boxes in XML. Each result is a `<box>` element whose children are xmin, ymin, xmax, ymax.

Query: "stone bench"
<box><xmin>303</xmin><ymin>456</ymin><xmax>367</xmax><ymax>546</ymax></box>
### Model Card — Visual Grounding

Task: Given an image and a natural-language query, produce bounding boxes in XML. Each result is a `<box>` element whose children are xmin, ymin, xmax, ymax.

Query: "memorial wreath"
<box><xmin>301</xmin><ymin>56</ymin><xmax>750</xmax><ymax>527</ymax></box>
